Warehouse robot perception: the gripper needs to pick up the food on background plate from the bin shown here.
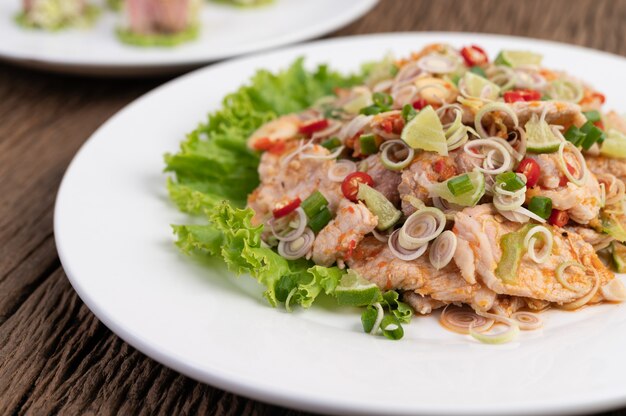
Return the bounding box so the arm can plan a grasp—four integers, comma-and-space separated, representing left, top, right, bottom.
166, 44, 626, 344
117, 0, 201, 47
17, 0, 100, 30
212, 0, 274, 6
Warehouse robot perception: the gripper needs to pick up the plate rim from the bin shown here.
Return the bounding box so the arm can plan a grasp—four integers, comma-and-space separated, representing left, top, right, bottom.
54, 31, 626, 416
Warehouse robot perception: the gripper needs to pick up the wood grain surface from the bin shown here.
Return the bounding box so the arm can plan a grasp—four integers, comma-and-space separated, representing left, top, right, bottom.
1, 0, 626, 414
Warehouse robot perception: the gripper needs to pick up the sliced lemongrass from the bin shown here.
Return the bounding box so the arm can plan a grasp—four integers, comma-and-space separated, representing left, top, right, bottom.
523, 226, 553, 264
511, 311, 543, 330
474, 102, 520, 139
399, 207, 446, 250
493, 185, 526, 211
601, 279, 626, 302
277, 227, 314, 260
372, 228, 391, 243
388, 229, 428, 261
464, 139, 513, 175
511, 206, 547, 223
555, 261, 586, 292
470, 311, 520, 344
328, 160, 357, 182
380, 140, 415, 170
560, 269, 600, 311
300, 145, 345, 160
281, 140, 313, 166
284, 287, 298, 313
391, 84, 418, 107
417, 54, 458, 74
429, 230, 457, 270
440, 305, 494, 335
557, 141, 588, 186
269, 207, 307, 242
338, 115, 372, 141
487, 65, 516, 90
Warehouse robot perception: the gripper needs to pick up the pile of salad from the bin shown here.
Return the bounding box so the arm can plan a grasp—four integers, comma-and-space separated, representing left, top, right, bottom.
17, 0, 271, 47
166, 45, 626, 344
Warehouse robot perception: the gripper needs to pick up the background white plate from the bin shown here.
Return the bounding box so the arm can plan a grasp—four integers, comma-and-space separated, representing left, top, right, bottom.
55, 33, 626, 415
0, 0, 377, 76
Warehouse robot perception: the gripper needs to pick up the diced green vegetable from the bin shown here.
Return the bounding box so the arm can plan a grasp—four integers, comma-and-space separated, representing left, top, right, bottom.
380, 315, 404, 340
321, 137, 342, 150
401, 104, 417, 123
361, 306, 378, 333
301, 191, 329, 218
359, 134, 379, 155
583, 110, 602, 123
308, 207, 333, 233
496, 171, 526, 191
446, 174, 474, 196
360, 105, 384, 115
579, 121, 606, 150
564, 125, 586, 147
430, 171, 486, 207
528, 196, 553, 220
495, 224, 537, 284
372, 92, 393, 108
357, 183, 401, 231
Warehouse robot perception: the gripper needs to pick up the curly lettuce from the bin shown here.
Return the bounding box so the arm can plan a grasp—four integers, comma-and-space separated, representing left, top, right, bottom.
167, 59, 361, 309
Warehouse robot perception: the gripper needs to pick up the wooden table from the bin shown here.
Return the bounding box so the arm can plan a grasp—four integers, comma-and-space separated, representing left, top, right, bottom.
2, 0, 625, 414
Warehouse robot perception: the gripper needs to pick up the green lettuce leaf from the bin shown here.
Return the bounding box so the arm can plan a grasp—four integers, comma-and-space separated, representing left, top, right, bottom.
165, 58, 362, 215
169, 59, 363, 311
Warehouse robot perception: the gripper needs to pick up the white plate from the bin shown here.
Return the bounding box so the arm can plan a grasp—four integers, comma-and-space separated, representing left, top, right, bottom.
55, 33, 626, 415
0, 0, 377, 76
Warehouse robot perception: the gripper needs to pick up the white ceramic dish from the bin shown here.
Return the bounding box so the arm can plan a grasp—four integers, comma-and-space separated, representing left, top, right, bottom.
55, 33, 626, 415
0, 0, 377, 76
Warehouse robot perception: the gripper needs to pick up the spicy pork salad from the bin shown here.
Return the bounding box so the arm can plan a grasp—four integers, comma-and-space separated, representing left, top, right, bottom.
166, 44, 626, 344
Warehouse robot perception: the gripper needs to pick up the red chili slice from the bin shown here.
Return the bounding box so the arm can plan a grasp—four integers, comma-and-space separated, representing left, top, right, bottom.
517, 158, 541, 188
341, 172, 374, 202
558, 163, 577, 187
548, 210, 569, 227
460, 45, 489, 67
272, 198, 301, 219
412, 98, 427, 110
299, 119, 329, 136
503, 89, 542, 103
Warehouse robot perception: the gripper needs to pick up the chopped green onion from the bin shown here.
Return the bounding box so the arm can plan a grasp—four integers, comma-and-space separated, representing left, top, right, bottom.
359, 134, 379, 155
360, 105, 383, 116
540, 94, 551, 101
579, 121, 605, 150
373, 92, 393, 108
583, 110, 602, 123
496, 171, 526, 192
446, 174, 474, 196
308, 207, 333, 233
380, 315, 404, 340
361, 305, 378, 333
321, 137, 342, 150
469, 66, 487, 78
301, 191, 329, 219
564, 125, 585, 146
528, 196, 553, 220
401, 104, 417, 123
